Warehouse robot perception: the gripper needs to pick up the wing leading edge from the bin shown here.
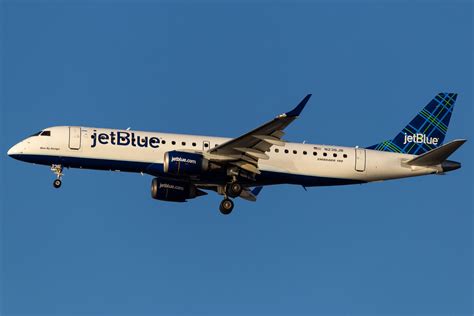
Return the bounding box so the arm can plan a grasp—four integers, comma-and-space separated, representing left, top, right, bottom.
205, 94, 312, 175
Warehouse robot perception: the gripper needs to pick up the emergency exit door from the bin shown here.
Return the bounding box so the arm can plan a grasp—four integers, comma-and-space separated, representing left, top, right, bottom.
69, 126, 81, 150
355, 148, 366, 172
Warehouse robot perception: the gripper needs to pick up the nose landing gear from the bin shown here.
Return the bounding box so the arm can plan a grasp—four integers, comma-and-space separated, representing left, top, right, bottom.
53, 179, 62, 188
51, 164, 63, 188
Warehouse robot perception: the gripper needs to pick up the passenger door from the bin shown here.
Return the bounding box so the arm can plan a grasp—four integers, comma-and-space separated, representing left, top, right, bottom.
355, 147, 366, 172
69, 126, 81, 150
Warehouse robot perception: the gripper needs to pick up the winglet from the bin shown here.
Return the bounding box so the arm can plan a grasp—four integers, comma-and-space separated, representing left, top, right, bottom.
284, 94, 312, 117
251, 186, 263, 196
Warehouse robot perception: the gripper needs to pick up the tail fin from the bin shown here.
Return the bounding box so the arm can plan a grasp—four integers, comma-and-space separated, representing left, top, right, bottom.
367, 93, 458, 155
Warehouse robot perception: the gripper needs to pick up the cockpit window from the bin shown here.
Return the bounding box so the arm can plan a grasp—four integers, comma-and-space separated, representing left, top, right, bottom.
40, 131, 51, 136
30, 131, 42, 137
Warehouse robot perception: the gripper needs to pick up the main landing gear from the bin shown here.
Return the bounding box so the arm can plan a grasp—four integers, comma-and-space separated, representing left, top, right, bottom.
51, 164, 63, 188
219, 198, 234, 215
226, 182, 243, 198
218, 182, 243, 215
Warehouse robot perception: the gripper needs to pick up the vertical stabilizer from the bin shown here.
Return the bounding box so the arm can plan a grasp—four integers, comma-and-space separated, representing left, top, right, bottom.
367, 93, 457, 155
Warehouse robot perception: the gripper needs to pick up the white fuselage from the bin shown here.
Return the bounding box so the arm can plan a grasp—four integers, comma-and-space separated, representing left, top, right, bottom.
8, 126, 441, 186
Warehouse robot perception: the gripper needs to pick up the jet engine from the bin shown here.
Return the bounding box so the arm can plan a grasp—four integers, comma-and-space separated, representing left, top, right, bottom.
163, 151, 209, 176
151, 177, 206, 202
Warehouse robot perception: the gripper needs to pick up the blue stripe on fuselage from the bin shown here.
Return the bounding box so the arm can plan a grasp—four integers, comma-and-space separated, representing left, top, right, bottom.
8, 154, 365, 187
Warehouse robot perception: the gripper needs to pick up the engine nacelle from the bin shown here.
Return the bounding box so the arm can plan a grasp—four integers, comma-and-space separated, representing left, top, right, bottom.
151, 178, 206, 202
163, 151, 209, 176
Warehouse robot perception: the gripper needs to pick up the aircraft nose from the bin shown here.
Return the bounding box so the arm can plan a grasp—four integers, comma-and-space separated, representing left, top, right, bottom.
7, 143, 21, 157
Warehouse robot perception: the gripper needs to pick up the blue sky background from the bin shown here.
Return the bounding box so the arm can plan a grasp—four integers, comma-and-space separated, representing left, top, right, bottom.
1, 1, 472, 315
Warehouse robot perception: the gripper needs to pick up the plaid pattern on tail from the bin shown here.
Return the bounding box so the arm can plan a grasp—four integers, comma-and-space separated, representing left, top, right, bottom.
367, 93, 457, 155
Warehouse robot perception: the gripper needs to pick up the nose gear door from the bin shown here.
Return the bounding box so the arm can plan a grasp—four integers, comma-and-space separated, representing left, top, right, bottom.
69, 126, 81, 150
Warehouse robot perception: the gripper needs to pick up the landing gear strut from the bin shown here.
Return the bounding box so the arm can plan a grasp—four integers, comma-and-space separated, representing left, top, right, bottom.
217, 180, 242, 215
51, 164, 63, 188
219, 198, 234, 215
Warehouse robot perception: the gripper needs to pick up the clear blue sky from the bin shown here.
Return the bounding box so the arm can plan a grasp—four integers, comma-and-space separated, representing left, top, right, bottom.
1, 1, 472, 315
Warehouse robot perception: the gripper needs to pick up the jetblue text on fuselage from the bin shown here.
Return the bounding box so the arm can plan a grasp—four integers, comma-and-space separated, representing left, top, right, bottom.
91, 131, 160, 148
403, 133, 439, 145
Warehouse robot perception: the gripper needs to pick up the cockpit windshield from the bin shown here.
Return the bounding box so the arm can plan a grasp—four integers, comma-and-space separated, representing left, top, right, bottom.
29, 130, 52, 137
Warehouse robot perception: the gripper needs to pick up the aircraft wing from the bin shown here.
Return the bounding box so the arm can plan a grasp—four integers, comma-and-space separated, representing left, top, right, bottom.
205, 94, 312, 175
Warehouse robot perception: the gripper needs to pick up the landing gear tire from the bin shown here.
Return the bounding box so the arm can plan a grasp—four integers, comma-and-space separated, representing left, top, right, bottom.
219, 198, 234, 215
53, 179, 62, 188
226, 182, 243, 198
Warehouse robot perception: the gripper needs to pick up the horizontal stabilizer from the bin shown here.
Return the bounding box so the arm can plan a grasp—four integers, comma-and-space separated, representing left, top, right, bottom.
406, 139, 467, 166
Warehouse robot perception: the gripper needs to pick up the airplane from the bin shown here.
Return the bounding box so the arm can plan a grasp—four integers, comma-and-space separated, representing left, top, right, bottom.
7, 93, 466, 215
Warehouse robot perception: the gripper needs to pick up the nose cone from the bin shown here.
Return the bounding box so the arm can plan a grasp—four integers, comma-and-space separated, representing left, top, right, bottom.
7, 143, 22, 158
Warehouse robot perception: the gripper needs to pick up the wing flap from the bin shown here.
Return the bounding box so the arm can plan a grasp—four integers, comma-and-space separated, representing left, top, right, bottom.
239, 186, 263, 202
252, 135, 286, 146
230, 161, 261, 174
234, 147, 270, 160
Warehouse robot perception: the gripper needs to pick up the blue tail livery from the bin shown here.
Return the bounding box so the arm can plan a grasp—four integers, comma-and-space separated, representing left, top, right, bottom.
367, 93, 457, 155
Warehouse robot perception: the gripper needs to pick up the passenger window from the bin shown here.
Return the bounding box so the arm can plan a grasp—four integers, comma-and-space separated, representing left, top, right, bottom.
204, 143, 209, 148
182, 142, 186, 146
303, 151, 307, 155
343, 154, 347, 158
323, 152, 327, 157
40, 131, 51, 136
275, 148, 279, 153
172, 141, 176, 145
333, 153, 337, 158
313, 152, 317, 156
161, 140, 166, 144
192, 142, 196, 147
284, 149, 289, 154
293, 150, 297, 154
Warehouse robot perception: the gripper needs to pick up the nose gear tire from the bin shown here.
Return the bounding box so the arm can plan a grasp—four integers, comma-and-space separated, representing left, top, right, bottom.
53, 179, 62, 188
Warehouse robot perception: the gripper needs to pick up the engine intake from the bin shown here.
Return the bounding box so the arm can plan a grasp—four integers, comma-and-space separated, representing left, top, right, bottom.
163, 151, 209, 176
151, 178, 206, 202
